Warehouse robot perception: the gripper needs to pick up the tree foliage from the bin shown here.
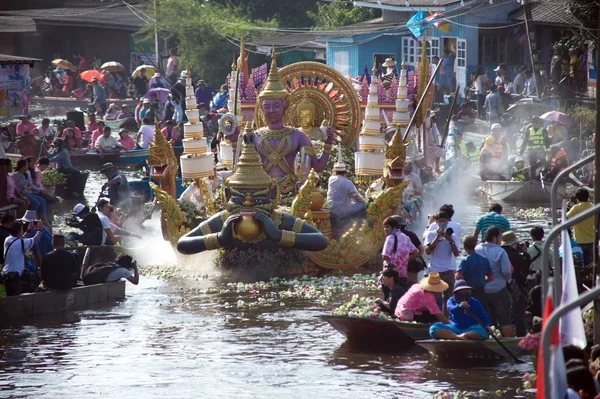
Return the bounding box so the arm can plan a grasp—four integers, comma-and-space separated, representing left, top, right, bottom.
307, 0, 375, 30
223, 0, 318, 28
566, 0, 598, 46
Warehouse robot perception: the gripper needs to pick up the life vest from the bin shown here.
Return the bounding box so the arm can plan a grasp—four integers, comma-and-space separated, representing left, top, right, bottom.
459, 142, 479, 164
491, 137, 504, 159
528, 127, 545, 149
550, 148, 569, 171
511, 167, 527, 181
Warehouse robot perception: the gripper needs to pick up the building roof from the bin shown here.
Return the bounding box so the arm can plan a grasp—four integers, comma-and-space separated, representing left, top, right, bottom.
0, 54, 42, 64
316, 17, 406, 38
353, 0, 461, 10
0, 4, 146, 31
251, 33, 325, 50
0, 16, 36, 33
509, 0, 579, 26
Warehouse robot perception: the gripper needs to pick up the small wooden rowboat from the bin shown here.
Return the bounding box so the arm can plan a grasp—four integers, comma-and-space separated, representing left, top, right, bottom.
416, 338, 527, 364
117, 149, 150, 166
480, 180, 566, 204
0, 281, 125, 324
54, 170, 89, 199
320, 315, 431, 348
30, 96, 136, 108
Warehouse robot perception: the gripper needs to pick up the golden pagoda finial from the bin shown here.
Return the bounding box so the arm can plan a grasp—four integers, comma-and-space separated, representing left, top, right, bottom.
231, 54, 237, 71
225, 124, 274, 188
401, 60, 406, 70
371, 57, 377, 78
257, 46, 289, 102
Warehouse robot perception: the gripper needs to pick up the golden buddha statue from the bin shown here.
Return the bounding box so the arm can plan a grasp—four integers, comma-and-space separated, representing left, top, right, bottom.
297, 92, 328, 141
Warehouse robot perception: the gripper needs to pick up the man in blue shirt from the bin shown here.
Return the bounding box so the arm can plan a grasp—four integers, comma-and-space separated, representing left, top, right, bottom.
194, 80, 212, 108
473, 203, 510, 241
457, 235, 494, 309
48, 139, 83, 197
430, 280, 490, 341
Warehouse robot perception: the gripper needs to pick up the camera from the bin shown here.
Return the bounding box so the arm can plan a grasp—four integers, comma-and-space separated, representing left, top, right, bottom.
445, 227, 454, 236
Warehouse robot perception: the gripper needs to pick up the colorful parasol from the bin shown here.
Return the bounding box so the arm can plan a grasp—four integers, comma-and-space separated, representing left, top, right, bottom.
145, 87, 171, 104
51, 59, 76, 72
101, 61, 125, 73
80, 70, 105, 83
132, 65, 156, 79
539, 111, 574, 126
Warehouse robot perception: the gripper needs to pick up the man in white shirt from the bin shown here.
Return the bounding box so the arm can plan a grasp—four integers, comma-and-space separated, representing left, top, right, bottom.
326, 162, 365, 221
424, 204, 462, 240
404, 162, 423, 194
96, 199, 117, 246
135, 117, 156, 149
493, 64, 505, 86
522, 69, 536, 96
94, 127, 121, 153
2, 220, 42, 296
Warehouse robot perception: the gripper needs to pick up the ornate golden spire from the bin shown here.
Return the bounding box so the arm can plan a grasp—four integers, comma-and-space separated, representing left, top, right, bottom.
371, 58, 377, 78
225, 123, 274, 188
257, 46, 289, 102
151, 121, 169, 146
231, 54, 237, 71
401, 60, 406, 70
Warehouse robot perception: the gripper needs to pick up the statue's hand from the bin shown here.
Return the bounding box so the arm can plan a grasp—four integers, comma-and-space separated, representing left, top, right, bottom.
218, 214, 241, 244
253, 213, 281, 242
325, 127, 335, 144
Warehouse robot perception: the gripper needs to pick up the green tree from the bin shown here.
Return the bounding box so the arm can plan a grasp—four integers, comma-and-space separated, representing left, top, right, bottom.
566, 0, 598, 45
223, 0, 318, 28
307, 0, 375, 30
140, 0, 277, 87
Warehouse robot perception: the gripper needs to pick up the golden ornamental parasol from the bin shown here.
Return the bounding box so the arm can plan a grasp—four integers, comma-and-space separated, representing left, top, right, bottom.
51, 59, 76, 72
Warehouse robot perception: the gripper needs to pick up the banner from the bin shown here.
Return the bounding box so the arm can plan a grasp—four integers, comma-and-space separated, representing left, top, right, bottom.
0, 63, 30, 119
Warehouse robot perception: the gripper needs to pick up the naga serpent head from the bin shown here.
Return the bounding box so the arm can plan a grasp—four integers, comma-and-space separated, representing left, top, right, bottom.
147, 124, 178, 186
383, 127, 410, 187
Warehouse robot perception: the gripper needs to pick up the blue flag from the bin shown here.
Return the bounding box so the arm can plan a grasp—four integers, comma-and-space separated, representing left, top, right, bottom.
407, 11, 426, 40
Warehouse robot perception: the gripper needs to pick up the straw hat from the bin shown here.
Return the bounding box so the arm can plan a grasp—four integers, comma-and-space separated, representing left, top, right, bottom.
382, 57, 397, 68
419, 272, 449, 293
101, 162, 118, 174
501, 231, 519, 246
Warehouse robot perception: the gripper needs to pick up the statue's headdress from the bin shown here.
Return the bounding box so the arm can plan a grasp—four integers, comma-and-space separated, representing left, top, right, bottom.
257, 46, 289, 102
225, 122, 274, 188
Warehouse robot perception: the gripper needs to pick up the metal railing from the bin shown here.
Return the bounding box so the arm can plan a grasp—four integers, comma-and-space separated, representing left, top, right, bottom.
542, 203, 600, 303
541, 283, 600, 397
547, 154, 596, 301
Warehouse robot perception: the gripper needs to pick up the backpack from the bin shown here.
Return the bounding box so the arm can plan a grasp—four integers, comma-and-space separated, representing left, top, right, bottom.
82, 262, 122, 285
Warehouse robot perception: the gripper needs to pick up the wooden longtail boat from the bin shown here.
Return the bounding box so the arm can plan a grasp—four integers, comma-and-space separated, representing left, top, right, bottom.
117, 149, 150, 166
416, 338, 527, 364
30, 96, 135, 108
320, 315, 430, 348
0, 281, 125, 324
480, 180, 566, 204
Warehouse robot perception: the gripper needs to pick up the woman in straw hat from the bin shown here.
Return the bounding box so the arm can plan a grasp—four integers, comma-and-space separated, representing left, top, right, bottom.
395, 272, 450, 324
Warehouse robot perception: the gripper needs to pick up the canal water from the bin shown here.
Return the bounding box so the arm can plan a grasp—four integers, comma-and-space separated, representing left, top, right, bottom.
0, 109, 544, 398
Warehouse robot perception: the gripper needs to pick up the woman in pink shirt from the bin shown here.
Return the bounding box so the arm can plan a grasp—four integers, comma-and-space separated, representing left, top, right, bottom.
118, 129, 134, 150
16, 115, 36, 136
4, 160, 29, 217
89, 121, 105, 149
395, 272, 449, 324
382, 216, 419, 290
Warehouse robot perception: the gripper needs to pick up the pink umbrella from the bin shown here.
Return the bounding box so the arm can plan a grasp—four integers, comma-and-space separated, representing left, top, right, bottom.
539, 111, 574, 126
145, 88, 170, 104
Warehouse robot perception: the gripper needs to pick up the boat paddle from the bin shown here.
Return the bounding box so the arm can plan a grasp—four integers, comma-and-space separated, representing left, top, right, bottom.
465, 307, 524, 364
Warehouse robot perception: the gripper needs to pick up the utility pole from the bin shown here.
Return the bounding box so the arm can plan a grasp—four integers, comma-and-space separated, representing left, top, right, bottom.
154, 0, 160, 71
523, 0, 542, 98
594, 4, 600, 345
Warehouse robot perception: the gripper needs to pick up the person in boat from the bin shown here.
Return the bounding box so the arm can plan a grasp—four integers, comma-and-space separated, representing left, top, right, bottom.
326, 160, 366, 226
118, 129, 135, 151
3, 160, 29, 217
376, 266, 407, 315
12, 158, 50, 227
16, 115, 36, 136
63, 128, 81, 150
82, 252, 139, 286
510, 156, 529, 182
37, 234, 78, 292
500, 231, 530, 337
94, 127, 121, 153
2, 219, 43, 296
456, 235, 494, 310
38, 118, 54, 138
16, 129, 36, 158
91, 76, 107, 116
430, 280, 491, 341
462, 141, 479, 167
519, 116, 549, 179
382, 216, 419, 294
89, 121, 106, 150
106, 205, 141, 243
403, 162, 423, 195
136, 117, 155, 149
161, 120, 178, 142
473, 203, 511, 242
96, 199, 118, 246
479, 136, 505, 181
87, 112, 98, 134
396, 272, 451, 324
48, 138, 83, 197
424, 212, 460, 313
61, 120, 83, 148
66, 204, 103, 246
117, 105, 133, 120
395, 217, 426, 284
542, 145, 569, 182
476, 226, 514, 338
104, 103, 120, 121
100, 163, 132, 213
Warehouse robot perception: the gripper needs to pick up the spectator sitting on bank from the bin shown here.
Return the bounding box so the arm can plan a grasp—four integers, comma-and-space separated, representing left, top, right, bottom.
37, 234, 78, 291
82, 252, 139, 286
456, 235, 493, 308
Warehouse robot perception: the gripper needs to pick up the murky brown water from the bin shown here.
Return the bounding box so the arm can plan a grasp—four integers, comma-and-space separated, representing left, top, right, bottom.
0, 107, 543, 398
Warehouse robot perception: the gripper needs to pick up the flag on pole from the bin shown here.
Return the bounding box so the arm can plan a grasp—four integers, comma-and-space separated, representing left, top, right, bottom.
560, 226, 587, 348
536, 289, 558, 399
425, 11, 451, 34
406, 11, 427, 40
